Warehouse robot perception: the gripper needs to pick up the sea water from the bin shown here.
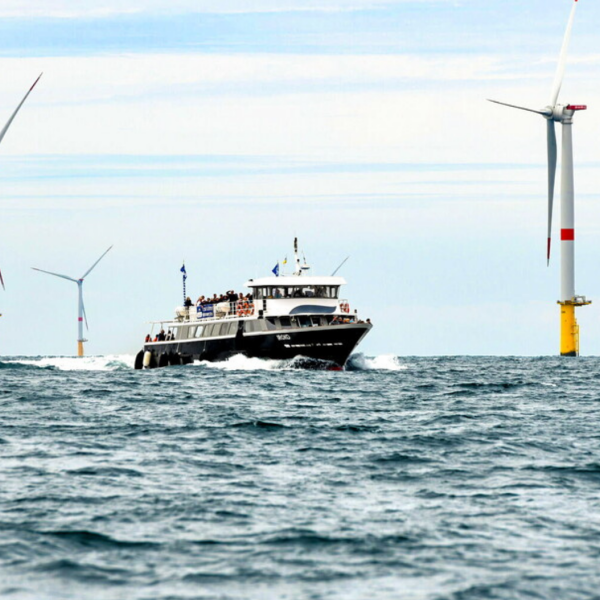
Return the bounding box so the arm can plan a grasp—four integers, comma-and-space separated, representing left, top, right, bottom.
0, 355, 599, 600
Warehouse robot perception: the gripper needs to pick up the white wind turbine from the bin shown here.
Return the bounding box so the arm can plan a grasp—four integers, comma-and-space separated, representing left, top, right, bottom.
0, 73, 43, 291
32, 246, 113, 357
489, 0, 589, 357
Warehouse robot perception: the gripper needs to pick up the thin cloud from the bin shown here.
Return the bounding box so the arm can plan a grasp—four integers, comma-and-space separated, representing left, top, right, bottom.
0, 0, 465, 19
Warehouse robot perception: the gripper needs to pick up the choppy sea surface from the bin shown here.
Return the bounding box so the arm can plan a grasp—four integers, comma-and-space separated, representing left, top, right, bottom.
1, 354, 599, 600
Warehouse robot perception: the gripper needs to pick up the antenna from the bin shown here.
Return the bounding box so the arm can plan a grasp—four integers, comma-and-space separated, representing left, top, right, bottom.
293, 237, 302, 276
32, 246, 113, 357
331, 256, 350, 277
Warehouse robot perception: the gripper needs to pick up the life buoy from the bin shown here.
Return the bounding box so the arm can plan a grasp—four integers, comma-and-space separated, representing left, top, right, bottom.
341, 302, 350, 314
246, 302, 254, 316
237, 300, 245, 317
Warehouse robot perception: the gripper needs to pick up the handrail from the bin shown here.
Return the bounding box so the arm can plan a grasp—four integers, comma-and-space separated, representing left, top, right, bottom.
176, 300, 255, 322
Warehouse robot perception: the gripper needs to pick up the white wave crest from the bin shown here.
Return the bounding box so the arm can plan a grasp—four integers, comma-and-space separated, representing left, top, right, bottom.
347, 354, 407, 371
195, 354, 289, 371
9, 354, 135, 371
196, 353, 406, 372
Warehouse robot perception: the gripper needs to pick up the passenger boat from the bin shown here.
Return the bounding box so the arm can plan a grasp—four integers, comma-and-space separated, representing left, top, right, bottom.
134, 240, 372, 369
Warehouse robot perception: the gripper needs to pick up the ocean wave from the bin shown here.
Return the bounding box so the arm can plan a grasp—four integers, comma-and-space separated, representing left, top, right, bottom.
0, 355, 135, 372
0, 353, 404, 373
39, 529, 158, 550
194, 353, 406, 372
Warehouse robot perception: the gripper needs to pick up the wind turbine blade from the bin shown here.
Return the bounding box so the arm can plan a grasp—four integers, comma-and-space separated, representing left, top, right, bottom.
547, 120, 557, 265
0, 268, 5, 291
81, 245, 113, 279
549, 0, 579, 106
31, 267, 78, 283
487, 99, 549, 116
0, 73, 42, 146
82, 296, 89, 331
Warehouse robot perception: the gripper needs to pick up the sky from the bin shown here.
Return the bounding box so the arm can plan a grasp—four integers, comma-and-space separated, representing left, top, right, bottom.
1, 0, 600, 357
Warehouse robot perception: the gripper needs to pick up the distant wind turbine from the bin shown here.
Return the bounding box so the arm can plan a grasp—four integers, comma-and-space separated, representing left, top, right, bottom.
32, 246, 113, 357
0, 73, 43, 292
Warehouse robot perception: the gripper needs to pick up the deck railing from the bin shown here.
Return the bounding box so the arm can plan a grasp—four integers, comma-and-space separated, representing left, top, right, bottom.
175, 298, 351, 322
176, 300, 255, 322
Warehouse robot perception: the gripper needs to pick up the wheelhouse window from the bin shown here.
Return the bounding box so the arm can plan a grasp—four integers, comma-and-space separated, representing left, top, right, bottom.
252, 286, 339, 299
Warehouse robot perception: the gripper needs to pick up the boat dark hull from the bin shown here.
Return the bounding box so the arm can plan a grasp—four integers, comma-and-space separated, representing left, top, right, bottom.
137, 323, 371, 369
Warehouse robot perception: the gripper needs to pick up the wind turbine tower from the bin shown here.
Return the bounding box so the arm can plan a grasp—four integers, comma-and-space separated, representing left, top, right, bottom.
32, 246, 113, 357
489, 0, 590, 356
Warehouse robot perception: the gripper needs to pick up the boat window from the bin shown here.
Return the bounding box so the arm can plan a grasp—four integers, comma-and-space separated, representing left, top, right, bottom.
311, 316, 322, 327
204, 324, 215, 337
175, 327, 186, 340
299, 316, 312, 328
245, 320, 265, 333
227, 322, 238, 335
262, 286, 341, 299
265, 318, 277, 331
195, 326, 204, 338
279, 317, 291, 328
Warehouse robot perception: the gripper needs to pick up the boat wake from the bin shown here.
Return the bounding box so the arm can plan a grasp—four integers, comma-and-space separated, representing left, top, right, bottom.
1, 355, 135, 372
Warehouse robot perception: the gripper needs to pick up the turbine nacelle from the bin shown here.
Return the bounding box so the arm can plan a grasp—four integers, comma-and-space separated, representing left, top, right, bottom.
545, 104, 587, 122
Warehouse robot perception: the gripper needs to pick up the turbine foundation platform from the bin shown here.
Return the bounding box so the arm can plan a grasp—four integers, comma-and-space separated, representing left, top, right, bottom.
559, 297, 591, 357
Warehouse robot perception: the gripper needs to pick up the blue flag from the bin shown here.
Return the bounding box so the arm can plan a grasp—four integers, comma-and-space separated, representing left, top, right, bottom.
272, 262, 279, 277
180, 263, 187, 280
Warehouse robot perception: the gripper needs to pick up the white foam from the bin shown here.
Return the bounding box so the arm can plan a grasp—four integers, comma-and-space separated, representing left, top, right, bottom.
9, 354, 135, 371
194, 354, 288, 371
196, 353, 406, 372
348, 354, 407, 371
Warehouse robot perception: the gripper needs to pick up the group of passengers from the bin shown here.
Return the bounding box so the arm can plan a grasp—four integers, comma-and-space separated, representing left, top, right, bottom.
145, 329, 175, 343
330, 316, 372, 325
184, 291, 254, 307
